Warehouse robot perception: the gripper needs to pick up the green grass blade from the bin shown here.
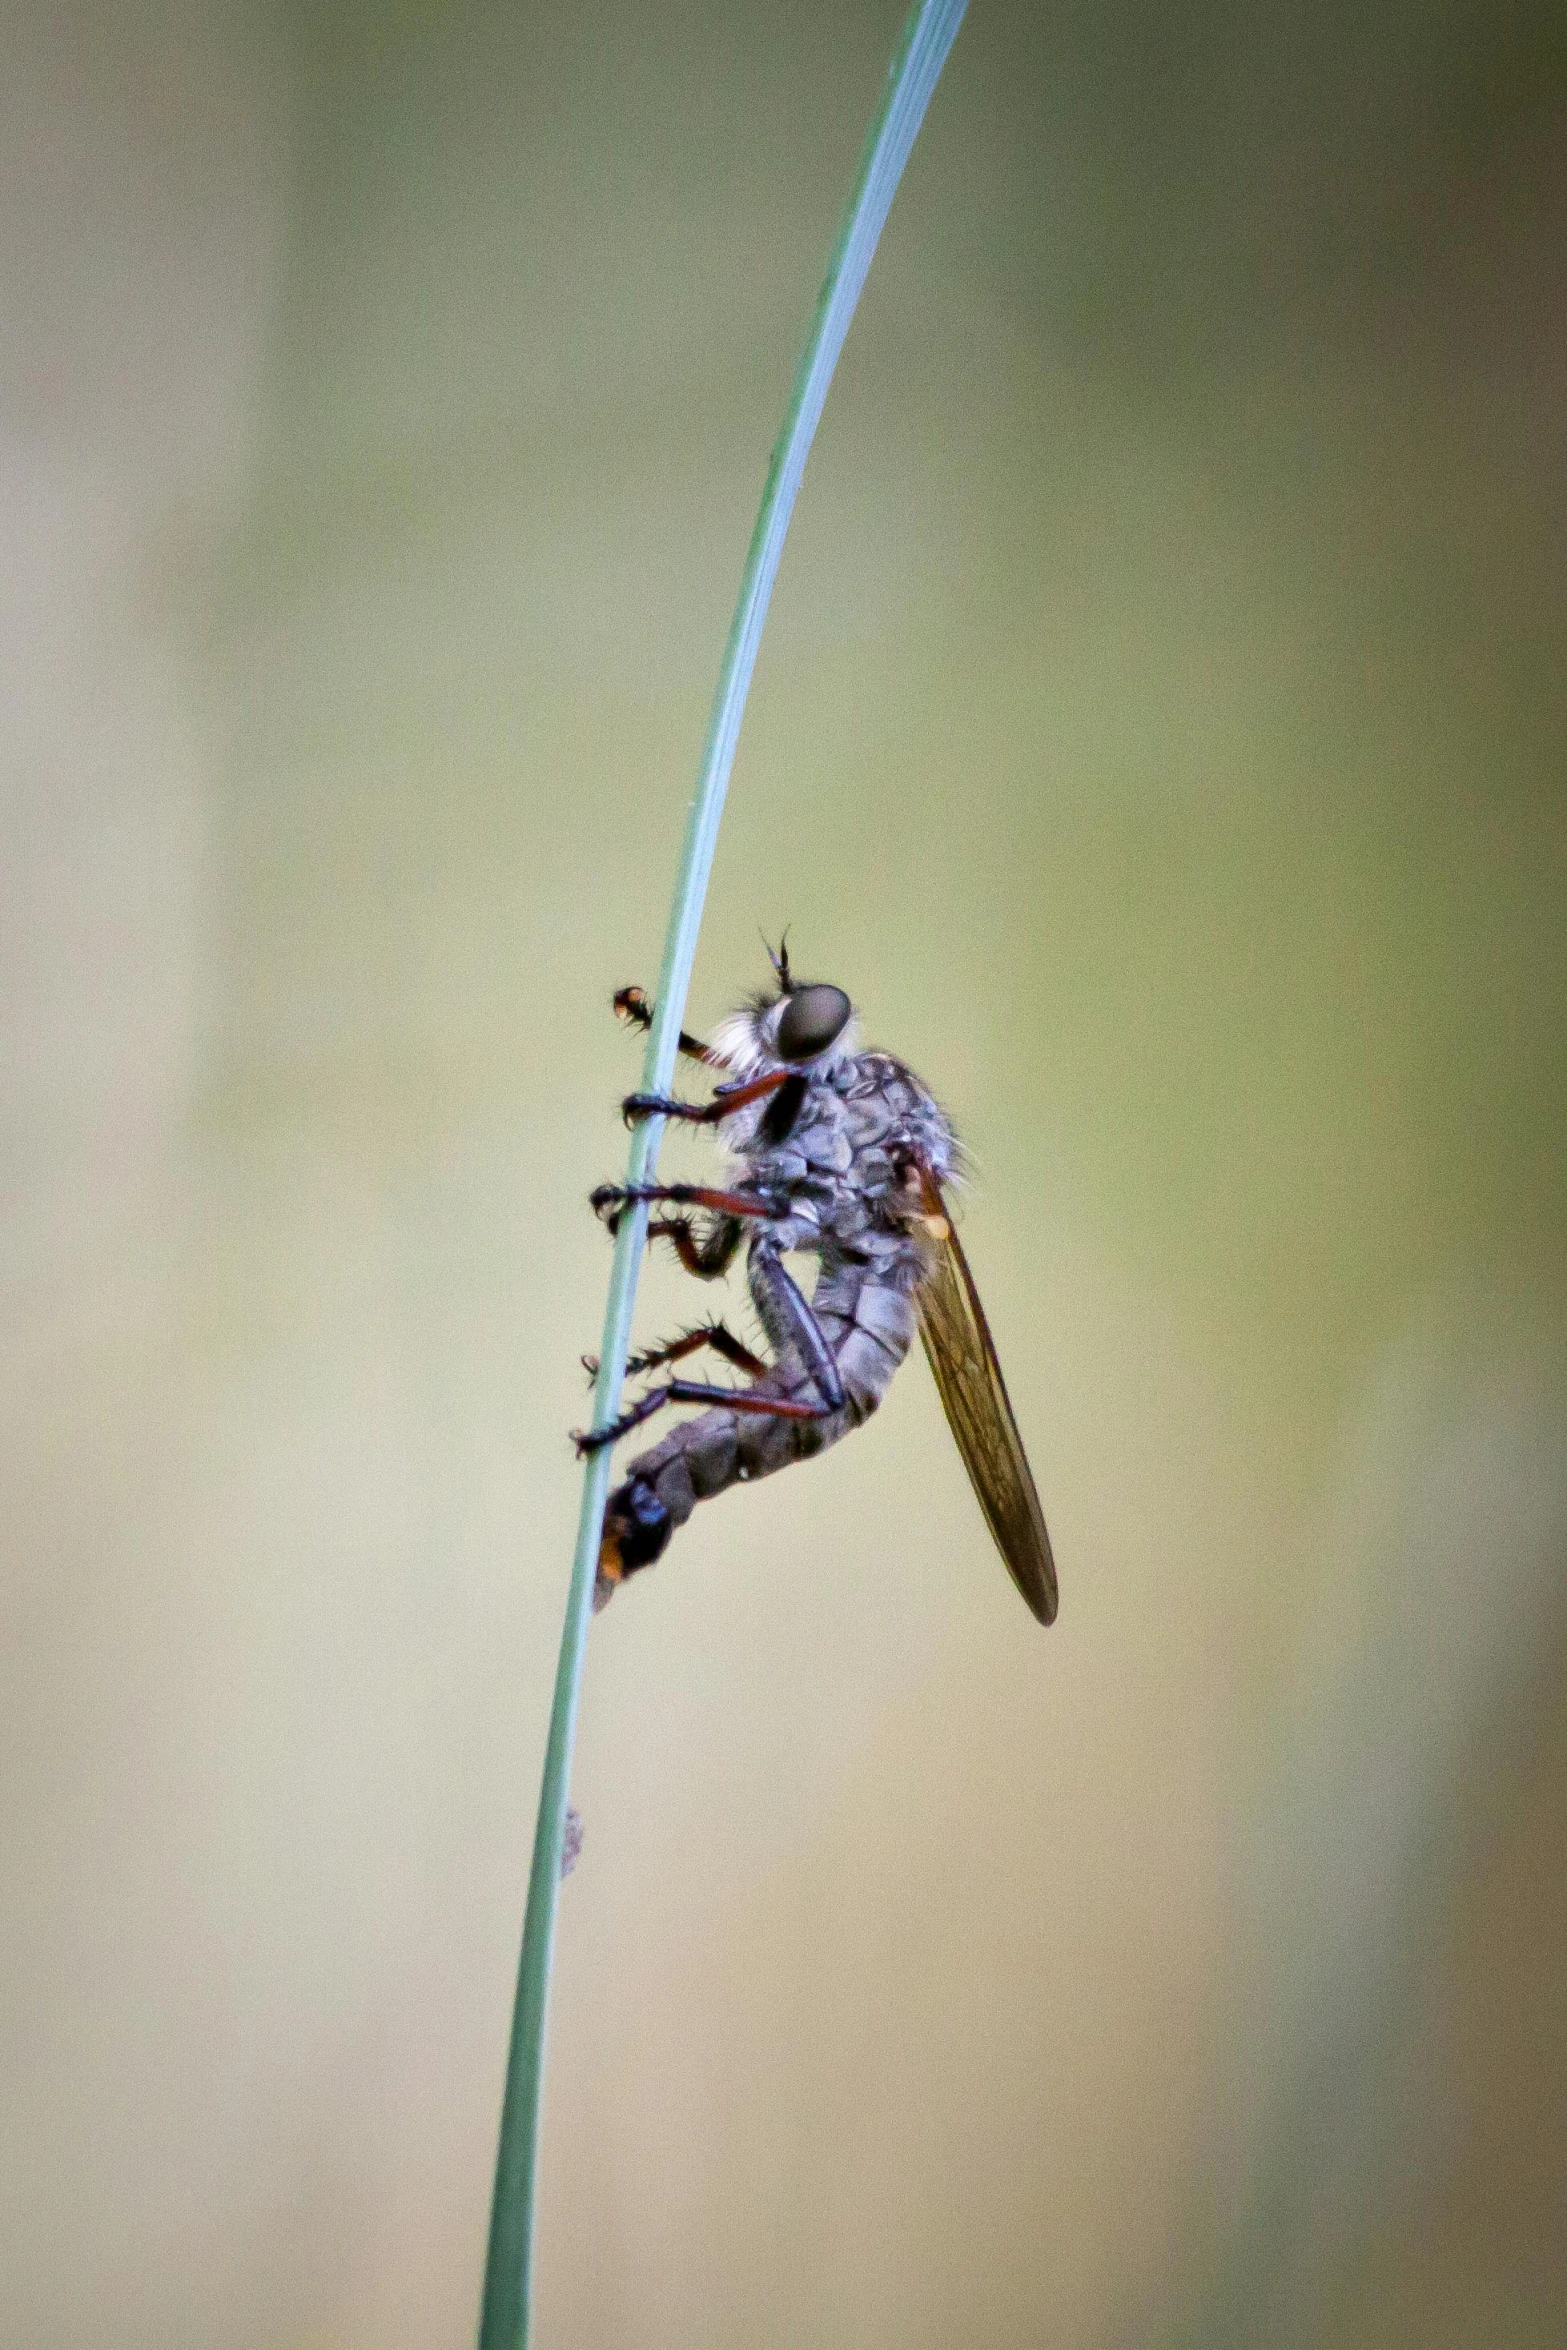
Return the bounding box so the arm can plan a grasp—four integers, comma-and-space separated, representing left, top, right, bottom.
477, 6, 968, 2343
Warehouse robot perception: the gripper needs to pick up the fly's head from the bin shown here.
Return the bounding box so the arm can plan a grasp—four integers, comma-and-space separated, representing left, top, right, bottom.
710, 939, 859, 1080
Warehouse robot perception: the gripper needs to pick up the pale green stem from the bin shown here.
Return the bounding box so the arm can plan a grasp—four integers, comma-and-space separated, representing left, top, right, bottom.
478, 6, 968, 2342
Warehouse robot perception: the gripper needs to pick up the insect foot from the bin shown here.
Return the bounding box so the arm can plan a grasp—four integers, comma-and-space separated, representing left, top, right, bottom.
621, 1091, 672, 1126
589, 1183, 627, 1232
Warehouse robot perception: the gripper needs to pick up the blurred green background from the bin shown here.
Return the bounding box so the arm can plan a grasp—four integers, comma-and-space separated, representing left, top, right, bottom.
3, 2, 1565, 2344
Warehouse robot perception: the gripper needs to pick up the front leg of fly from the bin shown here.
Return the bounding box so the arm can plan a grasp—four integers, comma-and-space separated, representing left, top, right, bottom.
621, 1067, 796, 1129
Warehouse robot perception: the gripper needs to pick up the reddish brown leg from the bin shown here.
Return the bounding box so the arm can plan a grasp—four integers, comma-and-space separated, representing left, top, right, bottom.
647, 1215, 743, 1279
589, 1181, 782, 1235
621, 1067, 792, 1128
574, 1376, 838, 1456
613, 985, 724, 1068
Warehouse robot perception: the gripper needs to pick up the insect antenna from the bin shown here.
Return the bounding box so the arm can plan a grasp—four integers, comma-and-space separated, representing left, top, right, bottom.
763, 928, 794, 992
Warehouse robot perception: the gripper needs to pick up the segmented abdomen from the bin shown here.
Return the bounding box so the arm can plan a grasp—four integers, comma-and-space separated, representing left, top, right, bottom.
596, 1257, 918, 1599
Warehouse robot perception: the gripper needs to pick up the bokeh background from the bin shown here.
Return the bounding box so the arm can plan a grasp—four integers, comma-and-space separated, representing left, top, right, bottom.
4, 2, 1565, 2344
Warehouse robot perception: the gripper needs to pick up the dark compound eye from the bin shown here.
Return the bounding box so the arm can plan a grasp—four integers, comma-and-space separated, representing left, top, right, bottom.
776, 983, 851, 1061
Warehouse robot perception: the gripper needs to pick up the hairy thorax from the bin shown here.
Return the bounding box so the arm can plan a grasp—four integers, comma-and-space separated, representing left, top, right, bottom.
722, 1048, 957, 1275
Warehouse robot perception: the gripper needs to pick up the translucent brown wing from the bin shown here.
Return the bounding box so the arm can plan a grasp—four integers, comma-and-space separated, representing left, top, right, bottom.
913, 1181, 1058, 1624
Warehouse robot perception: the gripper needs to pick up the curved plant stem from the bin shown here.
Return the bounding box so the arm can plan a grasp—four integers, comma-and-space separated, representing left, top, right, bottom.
478, 5, 968, 2343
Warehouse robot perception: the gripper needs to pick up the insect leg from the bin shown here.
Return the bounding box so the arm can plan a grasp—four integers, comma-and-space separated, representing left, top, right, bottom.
646, 1214, 744, 1279
589, 1181, 783, 1235
612, 985, 725, 1068
649, 1324, 763, 1376
748, 1247, 846, 1413
620, 1067, 793, 1128
575, 1376, 837, 1457
581, 1320, 766, 1384
628, 1322, 766, 1379
577, 1195, 754, 1379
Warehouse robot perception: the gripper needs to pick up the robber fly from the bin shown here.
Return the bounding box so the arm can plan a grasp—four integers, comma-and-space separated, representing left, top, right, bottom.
577, 945, 1057, 1624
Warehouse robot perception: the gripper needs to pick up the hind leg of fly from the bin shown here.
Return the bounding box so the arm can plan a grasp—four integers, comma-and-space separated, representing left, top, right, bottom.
575, 1375, 838, 1457
748, 1246, 845, 1414
575, 1266, 844, 1457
